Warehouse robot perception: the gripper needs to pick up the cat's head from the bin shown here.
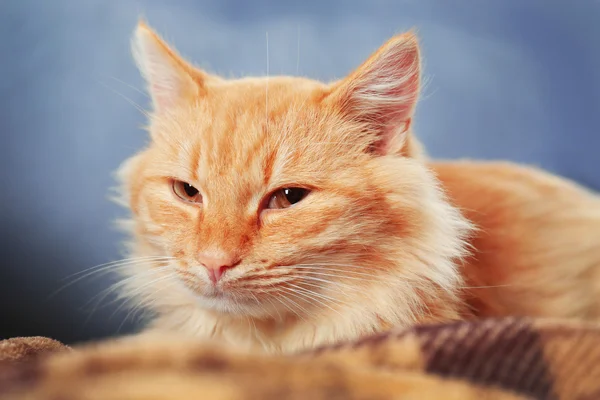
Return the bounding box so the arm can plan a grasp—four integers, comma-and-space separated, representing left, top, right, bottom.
116, 22, 471, 324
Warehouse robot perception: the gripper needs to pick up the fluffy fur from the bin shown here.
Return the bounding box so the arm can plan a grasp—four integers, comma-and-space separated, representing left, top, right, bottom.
113, 22, 600, 353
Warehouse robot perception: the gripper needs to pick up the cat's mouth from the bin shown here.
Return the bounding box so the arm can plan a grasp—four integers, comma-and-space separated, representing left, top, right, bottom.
175, 270, 249, 302
202, 286, 229, 299
174, 266, 322, 317
195, 285, 266, 315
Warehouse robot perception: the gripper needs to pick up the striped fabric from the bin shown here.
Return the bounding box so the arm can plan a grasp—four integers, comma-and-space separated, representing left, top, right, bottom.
1, 318, 599, 400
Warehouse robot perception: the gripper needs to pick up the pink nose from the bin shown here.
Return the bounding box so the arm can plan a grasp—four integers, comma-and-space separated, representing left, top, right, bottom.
197, 253, 237, 284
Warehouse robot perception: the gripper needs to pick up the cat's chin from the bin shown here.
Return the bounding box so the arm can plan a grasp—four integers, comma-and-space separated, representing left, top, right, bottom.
180, 283, 274, 318
196, 294, 277, 319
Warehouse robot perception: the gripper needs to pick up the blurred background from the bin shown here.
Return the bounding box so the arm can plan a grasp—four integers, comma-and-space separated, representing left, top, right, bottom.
1, 0, 599, 344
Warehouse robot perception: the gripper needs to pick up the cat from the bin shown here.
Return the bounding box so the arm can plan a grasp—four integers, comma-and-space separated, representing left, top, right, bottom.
113, 21, 600, 354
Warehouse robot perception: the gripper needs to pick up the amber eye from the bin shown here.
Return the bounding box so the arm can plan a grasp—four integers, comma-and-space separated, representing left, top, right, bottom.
266, 188, 309, 210
172, 180, 202, 203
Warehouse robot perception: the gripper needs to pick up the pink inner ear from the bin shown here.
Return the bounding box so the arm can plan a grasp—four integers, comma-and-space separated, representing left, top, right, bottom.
134, 24, 204, 113
369, 118, 412, 155
151, 83, 176, 110
340, 36, 421, 155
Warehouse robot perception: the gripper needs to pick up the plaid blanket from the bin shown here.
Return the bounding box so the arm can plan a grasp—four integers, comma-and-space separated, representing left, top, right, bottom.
0, 318, 599, 399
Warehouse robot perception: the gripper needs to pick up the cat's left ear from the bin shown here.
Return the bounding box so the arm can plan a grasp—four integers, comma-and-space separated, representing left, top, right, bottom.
131, 21, 213, 112
324, 32, 421, 155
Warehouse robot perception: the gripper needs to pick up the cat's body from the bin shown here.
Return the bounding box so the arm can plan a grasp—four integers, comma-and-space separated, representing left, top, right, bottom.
435, 161, 600, 320
115, 22, 600, 354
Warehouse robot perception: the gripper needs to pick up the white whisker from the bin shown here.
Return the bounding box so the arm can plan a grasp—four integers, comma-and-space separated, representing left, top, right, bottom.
295, 275, 363, 293
270, 294, 300, 320
114, 278, 178, 334
296, 25, 300, 75
108, 75, 150, 98
279, 285, 343, 318
292, 264, 383, 278
60, 256, 173, 281
48, 257, 174, 300
460, 284, 515, 289
263, 295, 283, 320
296, 270, 381, 283
111, 270, 175, 320
265, 31, 269, 132
275, 287, 311, 321
286, 282, 349, 316
298, 262, 383, 271
98, 80, 150, 117
294, 278, 361, 299
82, 264, 172, 313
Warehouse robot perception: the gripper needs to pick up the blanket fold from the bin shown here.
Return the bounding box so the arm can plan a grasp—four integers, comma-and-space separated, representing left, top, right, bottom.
0, 318, 598, 400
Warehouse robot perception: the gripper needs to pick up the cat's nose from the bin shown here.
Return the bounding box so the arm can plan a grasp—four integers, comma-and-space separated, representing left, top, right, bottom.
197, 253, 238, 284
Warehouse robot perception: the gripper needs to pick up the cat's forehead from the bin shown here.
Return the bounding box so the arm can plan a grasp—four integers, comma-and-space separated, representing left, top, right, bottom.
211, 76, 327, 98
200, 76, 328, 150
151, 76, 347, 191
205, 76, 328, 120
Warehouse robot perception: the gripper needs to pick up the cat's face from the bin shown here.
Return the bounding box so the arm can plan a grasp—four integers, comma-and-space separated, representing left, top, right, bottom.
118, 23, 469, 322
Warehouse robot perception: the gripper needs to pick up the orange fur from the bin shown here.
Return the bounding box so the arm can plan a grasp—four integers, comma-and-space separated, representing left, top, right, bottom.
432, 161, 600, 319
114, 22, 600, 353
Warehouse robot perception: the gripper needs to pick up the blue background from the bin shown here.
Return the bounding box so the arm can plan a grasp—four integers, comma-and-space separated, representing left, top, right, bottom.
1, 0, 599, 344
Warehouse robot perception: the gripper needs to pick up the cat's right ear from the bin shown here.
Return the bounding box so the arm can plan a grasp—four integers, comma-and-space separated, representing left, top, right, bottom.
131, 21, 209, 112
323, 32, 421, 156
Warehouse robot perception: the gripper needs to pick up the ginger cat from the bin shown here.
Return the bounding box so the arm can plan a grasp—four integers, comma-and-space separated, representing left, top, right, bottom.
114, 22, 600, 353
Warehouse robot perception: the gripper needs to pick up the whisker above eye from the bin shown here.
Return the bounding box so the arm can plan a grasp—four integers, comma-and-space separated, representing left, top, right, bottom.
108, 75, 149, 98
98, 80, 150, 118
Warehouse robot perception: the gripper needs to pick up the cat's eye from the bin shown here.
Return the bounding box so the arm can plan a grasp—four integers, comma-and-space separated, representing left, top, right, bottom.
267, 188, 309, 210
172, 180, 202, 203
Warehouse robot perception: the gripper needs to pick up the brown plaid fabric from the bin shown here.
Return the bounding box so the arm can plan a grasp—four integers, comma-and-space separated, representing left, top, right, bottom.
0, 318, 598, 399
0, 337, 70, 363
